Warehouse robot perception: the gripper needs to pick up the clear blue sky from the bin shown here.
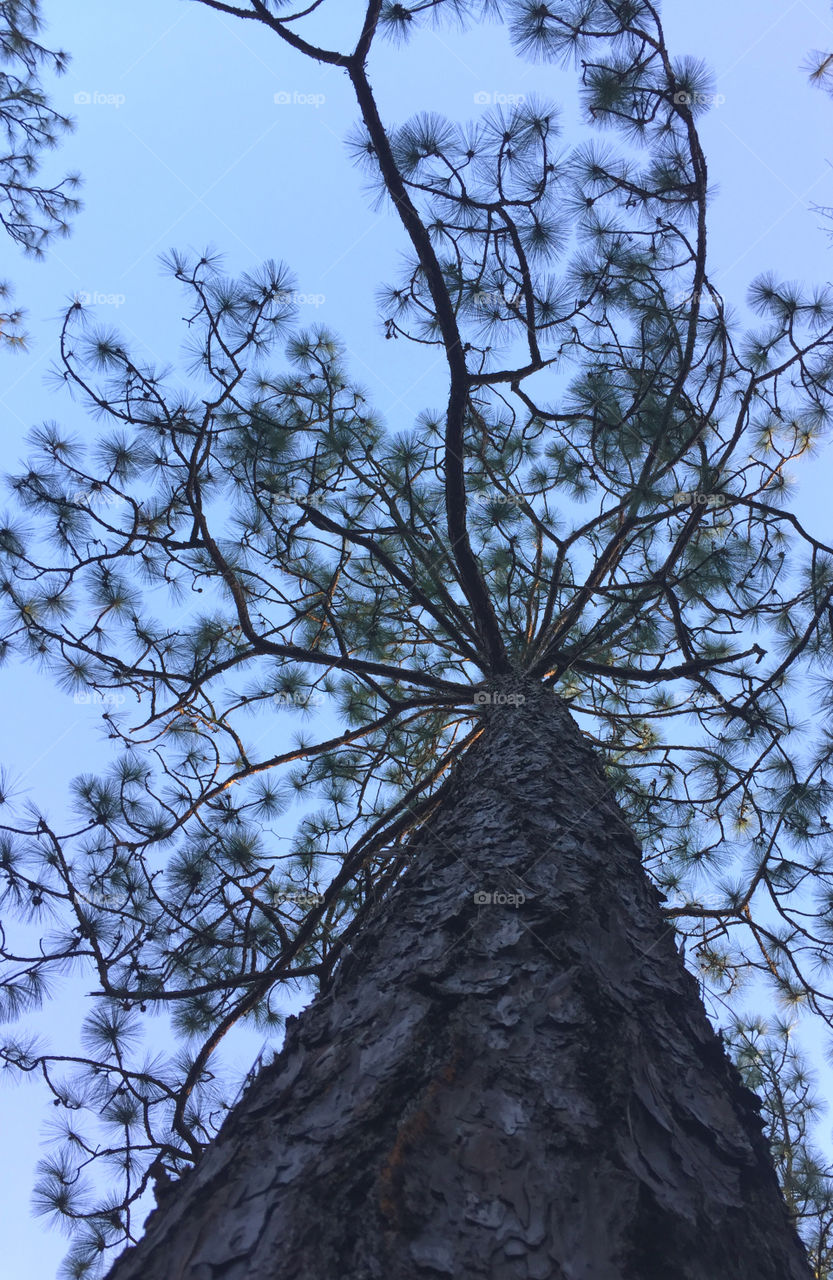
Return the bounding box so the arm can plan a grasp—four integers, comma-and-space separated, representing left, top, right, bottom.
2, 1, 833, 1274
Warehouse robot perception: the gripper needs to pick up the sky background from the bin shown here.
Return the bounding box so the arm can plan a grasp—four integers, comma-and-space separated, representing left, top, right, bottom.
2, 0, 833, 1274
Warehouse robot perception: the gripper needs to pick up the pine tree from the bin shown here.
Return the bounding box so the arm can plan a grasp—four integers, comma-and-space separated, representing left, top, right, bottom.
0, 0, 81, 347
1, 2, 832, 1275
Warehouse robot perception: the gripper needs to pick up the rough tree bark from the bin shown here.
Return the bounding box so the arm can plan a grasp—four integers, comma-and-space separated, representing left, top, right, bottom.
107, 683, 811, 1279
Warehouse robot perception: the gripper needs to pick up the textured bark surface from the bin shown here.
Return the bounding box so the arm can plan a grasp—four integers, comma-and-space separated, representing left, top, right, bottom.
107, 684, 811, 1280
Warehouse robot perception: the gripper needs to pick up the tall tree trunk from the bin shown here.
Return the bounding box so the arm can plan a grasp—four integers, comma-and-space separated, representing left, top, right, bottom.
107, 684, 811, 1279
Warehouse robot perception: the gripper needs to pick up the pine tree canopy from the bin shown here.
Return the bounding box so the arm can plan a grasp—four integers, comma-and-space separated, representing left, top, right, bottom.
2, 1, 833, 1274
0, 0, 80, 348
